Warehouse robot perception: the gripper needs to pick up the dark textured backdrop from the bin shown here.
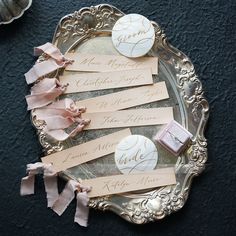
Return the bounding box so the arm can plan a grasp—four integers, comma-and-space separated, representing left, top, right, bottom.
0, 1, 235, 236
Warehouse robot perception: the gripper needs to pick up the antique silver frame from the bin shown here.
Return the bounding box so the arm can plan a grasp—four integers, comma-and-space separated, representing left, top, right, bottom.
31, 4, 209, 224
0, 0, 32, 25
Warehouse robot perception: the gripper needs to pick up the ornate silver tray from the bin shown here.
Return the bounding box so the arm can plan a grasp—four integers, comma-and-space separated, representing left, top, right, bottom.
0, 0, 32, 25
32, 4, 209, 224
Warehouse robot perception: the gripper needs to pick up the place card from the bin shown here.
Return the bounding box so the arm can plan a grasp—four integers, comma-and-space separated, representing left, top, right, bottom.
65, 53, 158, 74
41, 129, 131, 172
82, 107, 174, 130
76, 82, 169, 113
60, 69, 153, 93
82, 167, 176, 198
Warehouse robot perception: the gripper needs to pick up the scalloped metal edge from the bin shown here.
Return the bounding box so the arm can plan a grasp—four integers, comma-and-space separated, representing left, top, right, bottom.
0, 0, 32, 25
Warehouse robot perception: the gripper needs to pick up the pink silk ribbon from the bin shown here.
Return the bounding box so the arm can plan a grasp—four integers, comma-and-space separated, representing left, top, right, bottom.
34, 98, 90, 141
44, 122, 88, 141
22, 43, 91, 225
52, 180, 91, 227
34, 42, 65, 62
34, 98, 86, 118
20, 162, 58, 207
75, 185, 92, 226
43, 164, 59, 208
21, 164, 92, 227
25, 42, 73, 84
25, 78, 67, 110
43, 116, 84, 130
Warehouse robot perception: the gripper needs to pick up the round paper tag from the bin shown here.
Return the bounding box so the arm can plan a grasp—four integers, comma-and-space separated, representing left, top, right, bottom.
112, 14, 155, 58
115, 135, 158, 174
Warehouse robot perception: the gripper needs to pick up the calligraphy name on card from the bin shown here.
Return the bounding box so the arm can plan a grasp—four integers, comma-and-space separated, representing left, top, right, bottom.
82, 167, 176, 198
76, 82, 169, 113
60, 69, 153, 93
65, 53, 158, 74
41, 129, 131, 172
82, 107, 174, 130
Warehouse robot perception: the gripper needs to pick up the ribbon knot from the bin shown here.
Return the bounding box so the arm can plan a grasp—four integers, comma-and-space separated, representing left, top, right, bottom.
58, 57, 74, 67
34, 98, 90, 141
25, 42, 74, 84
21, 163, 92, 227
20, 162, 58, 204
34, 42, 73, 66
25, 78, 67, 110
26, 162, 44, 175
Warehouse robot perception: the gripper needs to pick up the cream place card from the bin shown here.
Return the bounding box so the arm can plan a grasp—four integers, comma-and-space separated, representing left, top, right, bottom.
41, 129, 131, 172
82, 107, 174, 130
65, 53, 158, 74
82, 167, 176, 198
76, 82, 169, 113
60, 69, 153, 93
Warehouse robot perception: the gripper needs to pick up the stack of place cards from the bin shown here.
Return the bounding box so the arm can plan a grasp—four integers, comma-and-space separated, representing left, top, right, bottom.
60, 53, 174, 130
51, 21, 177, 196
54, 54, 176, 195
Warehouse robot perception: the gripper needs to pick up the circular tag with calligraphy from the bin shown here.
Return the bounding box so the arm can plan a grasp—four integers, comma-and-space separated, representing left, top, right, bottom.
114, 135, 158, 174
112, 13, 155, 58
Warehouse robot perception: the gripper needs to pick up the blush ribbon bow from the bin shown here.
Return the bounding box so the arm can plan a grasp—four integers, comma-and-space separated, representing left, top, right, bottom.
52, 180, 92, 227
20, 162, 58, 207
34, 98, 90, 141
20, 163, 91, 227
25, 78, 67, 110
24, 42, 73, 84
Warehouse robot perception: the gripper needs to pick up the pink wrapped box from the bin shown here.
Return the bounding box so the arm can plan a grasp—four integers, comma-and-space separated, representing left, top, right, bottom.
155, 120, 193, 156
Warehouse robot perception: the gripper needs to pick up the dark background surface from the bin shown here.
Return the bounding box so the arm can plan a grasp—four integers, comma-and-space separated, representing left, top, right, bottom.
0, 1, 235, 235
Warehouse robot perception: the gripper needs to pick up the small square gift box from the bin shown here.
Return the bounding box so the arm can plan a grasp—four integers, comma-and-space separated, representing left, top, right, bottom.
155, 120, 193, 156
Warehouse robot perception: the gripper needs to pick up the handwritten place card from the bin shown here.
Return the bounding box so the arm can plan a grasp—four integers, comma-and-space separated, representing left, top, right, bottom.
60, 69, 153, 93
41, 129, 131, 172
82, 107, 174, 130
76, 82, 169, 113
82, 167, 176, 198
65, 53, 158, 74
